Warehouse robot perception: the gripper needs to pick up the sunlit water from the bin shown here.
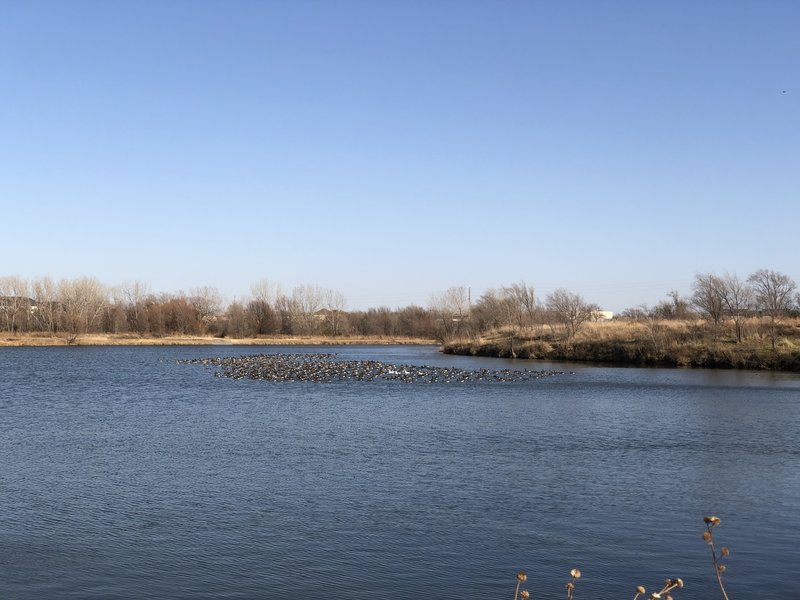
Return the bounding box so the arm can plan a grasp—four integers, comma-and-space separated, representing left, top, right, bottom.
1, 345, 798, 599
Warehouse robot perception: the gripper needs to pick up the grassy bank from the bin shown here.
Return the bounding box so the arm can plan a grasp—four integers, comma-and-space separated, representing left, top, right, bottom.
0, 333, 437, 347
442, 319, 800, 371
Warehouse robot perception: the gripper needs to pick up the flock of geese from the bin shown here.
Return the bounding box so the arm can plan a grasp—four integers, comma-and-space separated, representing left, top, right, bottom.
179, 353, 569, 384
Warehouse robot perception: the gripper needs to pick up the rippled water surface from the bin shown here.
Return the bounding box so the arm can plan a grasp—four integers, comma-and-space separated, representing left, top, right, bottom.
2, 345, 799, 599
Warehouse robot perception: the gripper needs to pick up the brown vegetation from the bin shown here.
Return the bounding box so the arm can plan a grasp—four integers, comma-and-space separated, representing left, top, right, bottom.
0, 277, 440, 345
0, 333, 436, 347
444, 317, 800, 371
438, 270, 800, 371
2, 271, 799, 368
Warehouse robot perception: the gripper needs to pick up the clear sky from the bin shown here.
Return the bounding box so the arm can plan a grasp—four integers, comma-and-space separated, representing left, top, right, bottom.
1, 0, 797, 311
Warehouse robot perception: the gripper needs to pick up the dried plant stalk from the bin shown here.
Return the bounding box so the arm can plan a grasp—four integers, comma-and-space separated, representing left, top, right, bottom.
703, 516, 731, 600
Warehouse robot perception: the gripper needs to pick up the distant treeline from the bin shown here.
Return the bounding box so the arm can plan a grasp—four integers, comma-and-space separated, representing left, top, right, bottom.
441, 270, 800, 371
0, 278, 438, 342
1, 270, 798, 349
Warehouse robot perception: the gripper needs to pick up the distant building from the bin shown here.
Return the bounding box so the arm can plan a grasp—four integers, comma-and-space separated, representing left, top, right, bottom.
313, 308, 346, 322
0, 296, 37, 314
593, 310, 614, 321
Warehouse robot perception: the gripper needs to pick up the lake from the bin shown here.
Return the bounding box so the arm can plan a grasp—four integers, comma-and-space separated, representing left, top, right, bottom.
1, 345, 798, 599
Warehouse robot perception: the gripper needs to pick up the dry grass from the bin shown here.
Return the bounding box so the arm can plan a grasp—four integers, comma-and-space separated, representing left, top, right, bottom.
702, 516, 731, 600
444, 318, 800, 371
0, 333, 437, 347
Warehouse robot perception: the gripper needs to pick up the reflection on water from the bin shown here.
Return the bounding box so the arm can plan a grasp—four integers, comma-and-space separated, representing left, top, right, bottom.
1, 345, 798, 599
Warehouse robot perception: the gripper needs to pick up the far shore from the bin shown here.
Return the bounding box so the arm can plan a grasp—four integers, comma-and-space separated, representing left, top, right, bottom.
0, 333, 439, 348
441, 319, 800, 372
6, 325, 800, 373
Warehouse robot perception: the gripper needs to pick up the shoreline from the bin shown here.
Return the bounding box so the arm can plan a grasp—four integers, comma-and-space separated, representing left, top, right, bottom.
0, 333, 439, 348
442, 333, 800, 372
5, 330, 799, 373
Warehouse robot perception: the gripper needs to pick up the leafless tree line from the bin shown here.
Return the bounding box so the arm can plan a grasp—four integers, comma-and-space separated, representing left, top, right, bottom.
428, 282, 602, 342
623, 269, 799, 349
1, 270, 797, 345
0, 276, 437, 341
431, 270, 800, 345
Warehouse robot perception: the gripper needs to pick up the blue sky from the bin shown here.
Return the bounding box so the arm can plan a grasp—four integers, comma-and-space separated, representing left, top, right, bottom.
1, 0, 797, 311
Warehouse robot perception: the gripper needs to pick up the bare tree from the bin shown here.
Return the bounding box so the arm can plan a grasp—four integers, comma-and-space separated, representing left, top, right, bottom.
250, 279, 281, 307
472, 288, 511, 331
652, 290, 693, 320
119, 280, 151, 334
625, 303, 668, 355
104, 286, 129, 334
429, 286, 471, 341
350, 307, 392, 336
692, 273, 726, 333
246, 278, 282, 335
225, 300, 253, 338
395, 304, 436, 338
246, 299, 278, 335
720, 273, 752, 343
58, 277, 108, 343
323, 288, 348, 337
669, 290, 693, 319
31, 277, 58, 333
546, 288, 597, 339
0, 276, 29, 332
503, 281, 538, 332
273, 293, 295, 334
188, 286, 223, 330
159, 293, 203, 335
289, 284, 325, 334
748, 269, 797, 349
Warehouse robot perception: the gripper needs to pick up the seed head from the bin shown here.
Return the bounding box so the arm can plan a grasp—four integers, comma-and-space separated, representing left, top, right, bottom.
702, 531, 712, 542
520, 590, 530, 600
637, 585, 646, 594
570, 568, 581, 579
703, 516, 721, 526
517, 570, 528, 583
566, 582, 575, 590
718, 564, 726, 574
721, 547, 730, 557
